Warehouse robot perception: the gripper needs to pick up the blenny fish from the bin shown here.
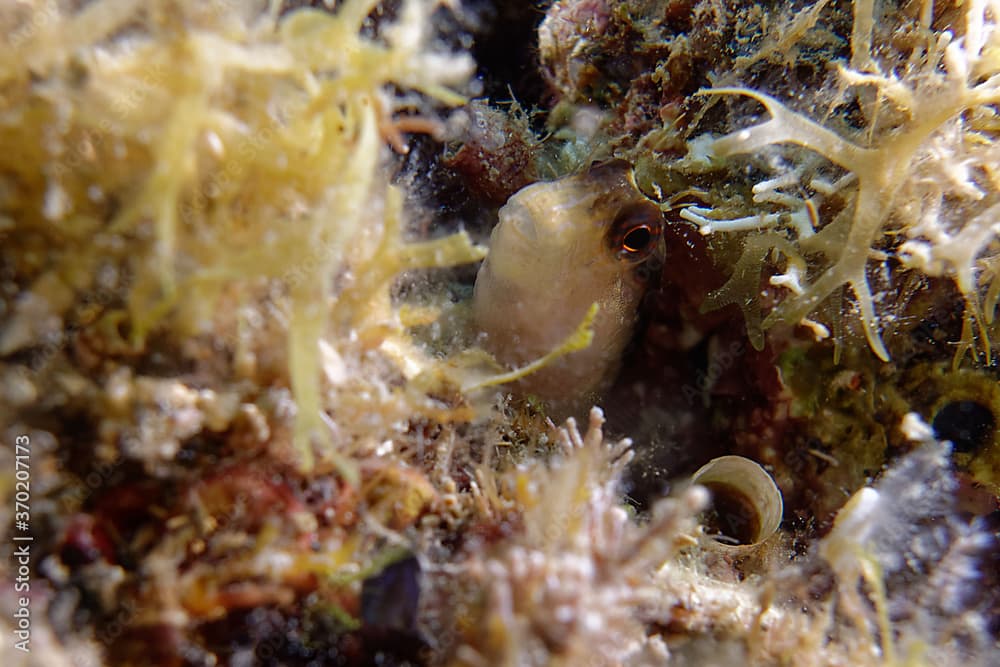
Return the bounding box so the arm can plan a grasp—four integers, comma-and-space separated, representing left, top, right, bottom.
472, 159, 664, 414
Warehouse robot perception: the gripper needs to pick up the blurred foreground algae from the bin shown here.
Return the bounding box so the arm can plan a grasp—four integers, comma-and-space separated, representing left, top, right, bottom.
0, 0, 481, 473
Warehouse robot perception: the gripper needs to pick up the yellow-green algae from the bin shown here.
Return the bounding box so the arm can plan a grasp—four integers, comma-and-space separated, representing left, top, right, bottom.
0, 0, 483, 474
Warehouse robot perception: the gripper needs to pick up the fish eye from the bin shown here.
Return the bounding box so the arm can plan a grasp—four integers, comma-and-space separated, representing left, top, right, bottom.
609, 202, 662, 261
622, 225, 653, 253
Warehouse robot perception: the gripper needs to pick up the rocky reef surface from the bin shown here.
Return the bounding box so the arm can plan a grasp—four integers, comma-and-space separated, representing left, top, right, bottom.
1, 1, 998, 665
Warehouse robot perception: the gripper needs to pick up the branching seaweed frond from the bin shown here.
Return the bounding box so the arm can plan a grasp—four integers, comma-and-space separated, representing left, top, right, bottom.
687, 0, 1000, 362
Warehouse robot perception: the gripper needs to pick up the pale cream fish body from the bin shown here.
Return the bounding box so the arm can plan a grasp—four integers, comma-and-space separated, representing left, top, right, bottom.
472, 160, 663, 413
